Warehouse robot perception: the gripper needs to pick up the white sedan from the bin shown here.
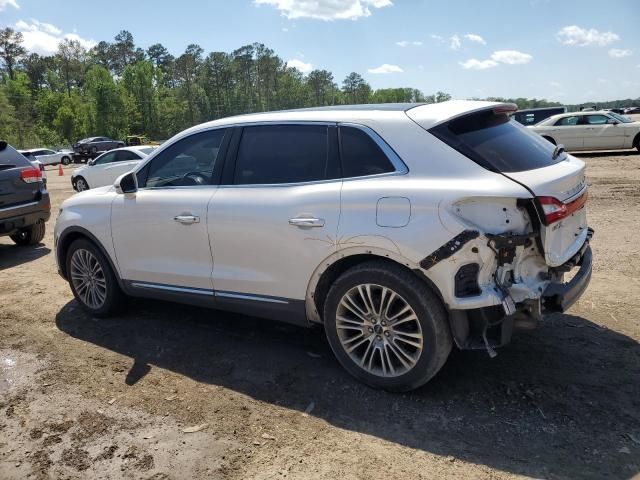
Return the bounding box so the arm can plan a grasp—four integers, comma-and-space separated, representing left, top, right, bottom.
18, 148, 73, 166
71, 146, 156, 192
529, 111, 640, 152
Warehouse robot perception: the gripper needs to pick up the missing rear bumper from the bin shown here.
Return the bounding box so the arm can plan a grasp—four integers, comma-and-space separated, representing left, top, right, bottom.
542, 242, 593, 313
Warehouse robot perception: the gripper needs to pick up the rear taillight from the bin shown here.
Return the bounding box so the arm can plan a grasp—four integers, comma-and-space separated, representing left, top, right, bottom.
538, 191, 588, 225
20, 166, 42, 184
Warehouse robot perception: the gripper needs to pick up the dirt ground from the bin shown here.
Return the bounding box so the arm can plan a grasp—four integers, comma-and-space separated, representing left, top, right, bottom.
1, 149, 639, 480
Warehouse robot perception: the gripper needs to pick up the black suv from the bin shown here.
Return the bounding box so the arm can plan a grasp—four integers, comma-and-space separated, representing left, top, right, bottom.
73, 136, 124, 155
0, 141, 50, 246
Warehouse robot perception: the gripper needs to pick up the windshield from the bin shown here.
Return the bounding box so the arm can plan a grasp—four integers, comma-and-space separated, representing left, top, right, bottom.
430, 110, 564, 173
608, 112, 633, 123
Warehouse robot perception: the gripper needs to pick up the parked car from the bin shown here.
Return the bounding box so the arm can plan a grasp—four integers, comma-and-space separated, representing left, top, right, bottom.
605, 108, 626, 115
624, 107, 640, 115
0, 141, 50, 245
18, 148, 73, 166
54, 101, 592, 391
72, 137, 124, 156
510, 106, 566, 126
529, 110, 640, 152
71, 146, 157, 192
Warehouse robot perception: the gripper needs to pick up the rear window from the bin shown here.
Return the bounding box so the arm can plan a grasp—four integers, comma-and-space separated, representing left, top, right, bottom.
340, 126, 395, 178
0, 142, 32, 168
430, 110, 563, 173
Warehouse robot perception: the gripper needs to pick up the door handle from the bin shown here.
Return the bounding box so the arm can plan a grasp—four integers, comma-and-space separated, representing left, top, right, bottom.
288, 217, 325, 228
174, 214, 200, 224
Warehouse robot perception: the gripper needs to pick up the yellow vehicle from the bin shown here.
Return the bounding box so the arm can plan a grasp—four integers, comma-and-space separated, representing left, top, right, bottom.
125, 135, 161, 147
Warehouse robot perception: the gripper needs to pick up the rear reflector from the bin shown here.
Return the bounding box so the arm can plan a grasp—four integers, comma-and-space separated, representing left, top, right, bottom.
538, 191, 588, 225
20, 166, 42, 184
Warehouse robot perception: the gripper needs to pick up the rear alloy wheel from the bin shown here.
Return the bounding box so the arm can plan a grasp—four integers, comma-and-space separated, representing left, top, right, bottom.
10, 220, 46, 246
61, 156, 71, 165
324, 261, 452, 392
66, 239, 123, 317
75, 177, 89, 191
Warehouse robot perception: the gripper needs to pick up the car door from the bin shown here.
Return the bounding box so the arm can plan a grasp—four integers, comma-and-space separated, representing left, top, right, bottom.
208, 123, 341, 304
582, 114, 625, 149
110, 128, 228, 291
34, 149, 58, 166
86, 151, 118, 187
99, 150, 143, 186
550, 115, 585, 150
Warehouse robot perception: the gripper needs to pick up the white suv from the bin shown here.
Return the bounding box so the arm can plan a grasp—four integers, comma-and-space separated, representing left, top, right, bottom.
54, 101, 592, 391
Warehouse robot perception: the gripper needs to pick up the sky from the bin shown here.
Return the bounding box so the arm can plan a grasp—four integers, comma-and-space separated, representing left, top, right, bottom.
0, 0, 638, 103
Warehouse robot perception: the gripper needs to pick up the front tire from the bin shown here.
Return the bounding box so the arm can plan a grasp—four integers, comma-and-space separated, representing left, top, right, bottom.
10, 220, 46, 246
66, 239, 124, 317
75, 176, 89, 192
323, 261, 452, 392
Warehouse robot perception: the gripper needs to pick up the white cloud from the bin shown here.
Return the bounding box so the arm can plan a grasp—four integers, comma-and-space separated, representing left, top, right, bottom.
286, 58, 313, 73
255, 0, 392, 21
368, 63, 403, 74
557, 25, 619, 46
608, 48, 632, 58
14, 19, 96, 54
490, 50, 532, 65
396, 40, 422, 47
0, 0, 19, 11
449, 34, 461, 50
464, 33, 486, 45
459, 58, 498, 70
430, 34, 444, 42
597, 78, 608, 83
281, 27, 289, 32
461, 50, 532, 70
549, 81, 561, 88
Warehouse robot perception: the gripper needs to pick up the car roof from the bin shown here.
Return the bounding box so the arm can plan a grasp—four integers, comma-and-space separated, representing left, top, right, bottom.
178, 100, 506, 137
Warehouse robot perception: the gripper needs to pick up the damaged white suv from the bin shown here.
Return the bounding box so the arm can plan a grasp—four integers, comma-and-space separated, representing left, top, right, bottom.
54, 101, 592, 392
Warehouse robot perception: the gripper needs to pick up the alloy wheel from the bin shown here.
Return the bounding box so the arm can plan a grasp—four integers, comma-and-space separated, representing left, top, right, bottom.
336, 284, 423, 377
70, 248, 107, 309
76, 178, 88, 191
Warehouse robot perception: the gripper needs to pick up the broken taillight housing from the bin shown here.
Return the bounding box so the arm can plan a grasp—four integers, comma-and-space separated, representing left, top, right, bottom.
538, 191, 588, 225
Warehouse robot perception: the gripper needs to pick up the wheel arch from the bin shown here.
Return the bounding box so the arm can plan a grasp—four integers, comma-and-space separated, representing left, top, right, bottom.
633, 132, 640, 148
57, 226, 123, 288
305, 247, 446, 324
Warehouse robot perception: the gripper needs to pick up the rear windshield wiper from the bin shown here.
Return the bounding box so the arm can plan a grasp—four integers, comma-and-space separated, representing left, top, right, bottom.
552, 144, 566, 160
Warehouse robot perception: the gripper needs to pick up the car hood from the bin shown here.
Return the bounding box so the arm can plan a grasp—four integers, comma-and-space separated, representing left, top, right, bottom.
72, 165, 89, 177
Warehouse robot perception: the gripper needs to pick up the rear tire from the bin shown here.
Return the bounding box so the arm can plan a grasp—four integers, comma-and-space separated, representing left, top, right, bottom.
10, 220, 46, 246
61, 156, 71, 165
323, 261, 452, 392
66, 238, 124, 317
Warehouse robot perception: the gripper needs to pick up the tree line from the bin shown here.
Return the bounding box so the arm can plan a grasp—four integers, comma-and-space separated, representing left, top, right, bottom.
1, 27, 635, 149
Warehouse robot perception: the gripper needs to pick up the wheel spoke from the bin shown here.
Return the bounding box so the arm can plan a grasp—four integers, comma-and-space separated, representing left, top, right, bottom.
70, 248, 106, 310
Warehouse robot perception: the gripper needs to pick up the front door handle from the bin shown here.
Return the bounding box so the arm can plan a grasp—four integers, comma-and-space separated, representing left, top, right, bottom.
289, 217, 325, 228
174, 214, 200, 225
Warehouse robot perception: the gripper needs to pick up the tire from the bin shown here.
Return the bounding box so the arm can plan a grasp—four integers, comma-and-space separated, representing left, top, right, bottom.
10, 220, 46, 246
61, 156, 71, 165
75, 176, 89, 192
66, 238, 124, 317
323, 260, 452, 392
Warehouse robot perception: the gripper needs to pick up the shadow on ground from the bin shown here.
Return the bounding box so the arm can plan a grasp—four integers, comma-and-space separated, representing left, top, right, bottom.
573, 150, 639, 158
56, 299, 640, 479
0, 243, 50, 271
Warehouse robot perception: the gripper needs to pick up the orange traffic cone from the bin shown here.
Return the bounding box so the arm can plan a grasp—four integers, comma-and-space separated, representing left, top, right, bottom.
58, 164, 64, 176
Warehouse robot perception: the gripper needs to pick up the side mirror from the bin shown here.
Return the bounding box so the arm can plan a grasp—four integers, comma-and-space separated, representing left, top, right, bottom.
87, 159, 95, 166
114, 171, 138, 195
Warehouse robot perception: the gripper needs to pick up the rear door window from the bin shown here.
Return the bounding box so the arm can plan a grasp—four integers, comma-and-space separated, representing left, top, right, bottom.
430, 110, 563, 173
0, 143, 32, 168
116, 150, 141, 162
555, 116, 580, 126
234, 125, 330, 185
339, 126, 395, 178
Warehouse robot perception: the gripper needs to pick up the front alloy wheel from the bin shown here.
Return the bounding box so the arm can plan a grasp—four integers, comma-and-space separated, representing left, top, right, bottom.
336, 284, 423, 377
70, 248, 107, 309
75, 177, 89, 191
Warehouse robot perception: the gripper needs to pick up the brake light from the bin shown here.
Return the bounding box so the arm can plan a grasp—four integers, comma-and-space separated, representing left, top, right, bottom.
493, 103, 518, 114
20, 166, 42, 183
538, 191, 588, 225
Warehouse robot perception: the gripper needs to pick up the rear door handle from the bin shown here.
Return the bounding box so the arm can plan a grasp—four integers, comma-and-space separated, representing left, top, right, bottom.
289, 217, 325, 228
174, 214, 200, 224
